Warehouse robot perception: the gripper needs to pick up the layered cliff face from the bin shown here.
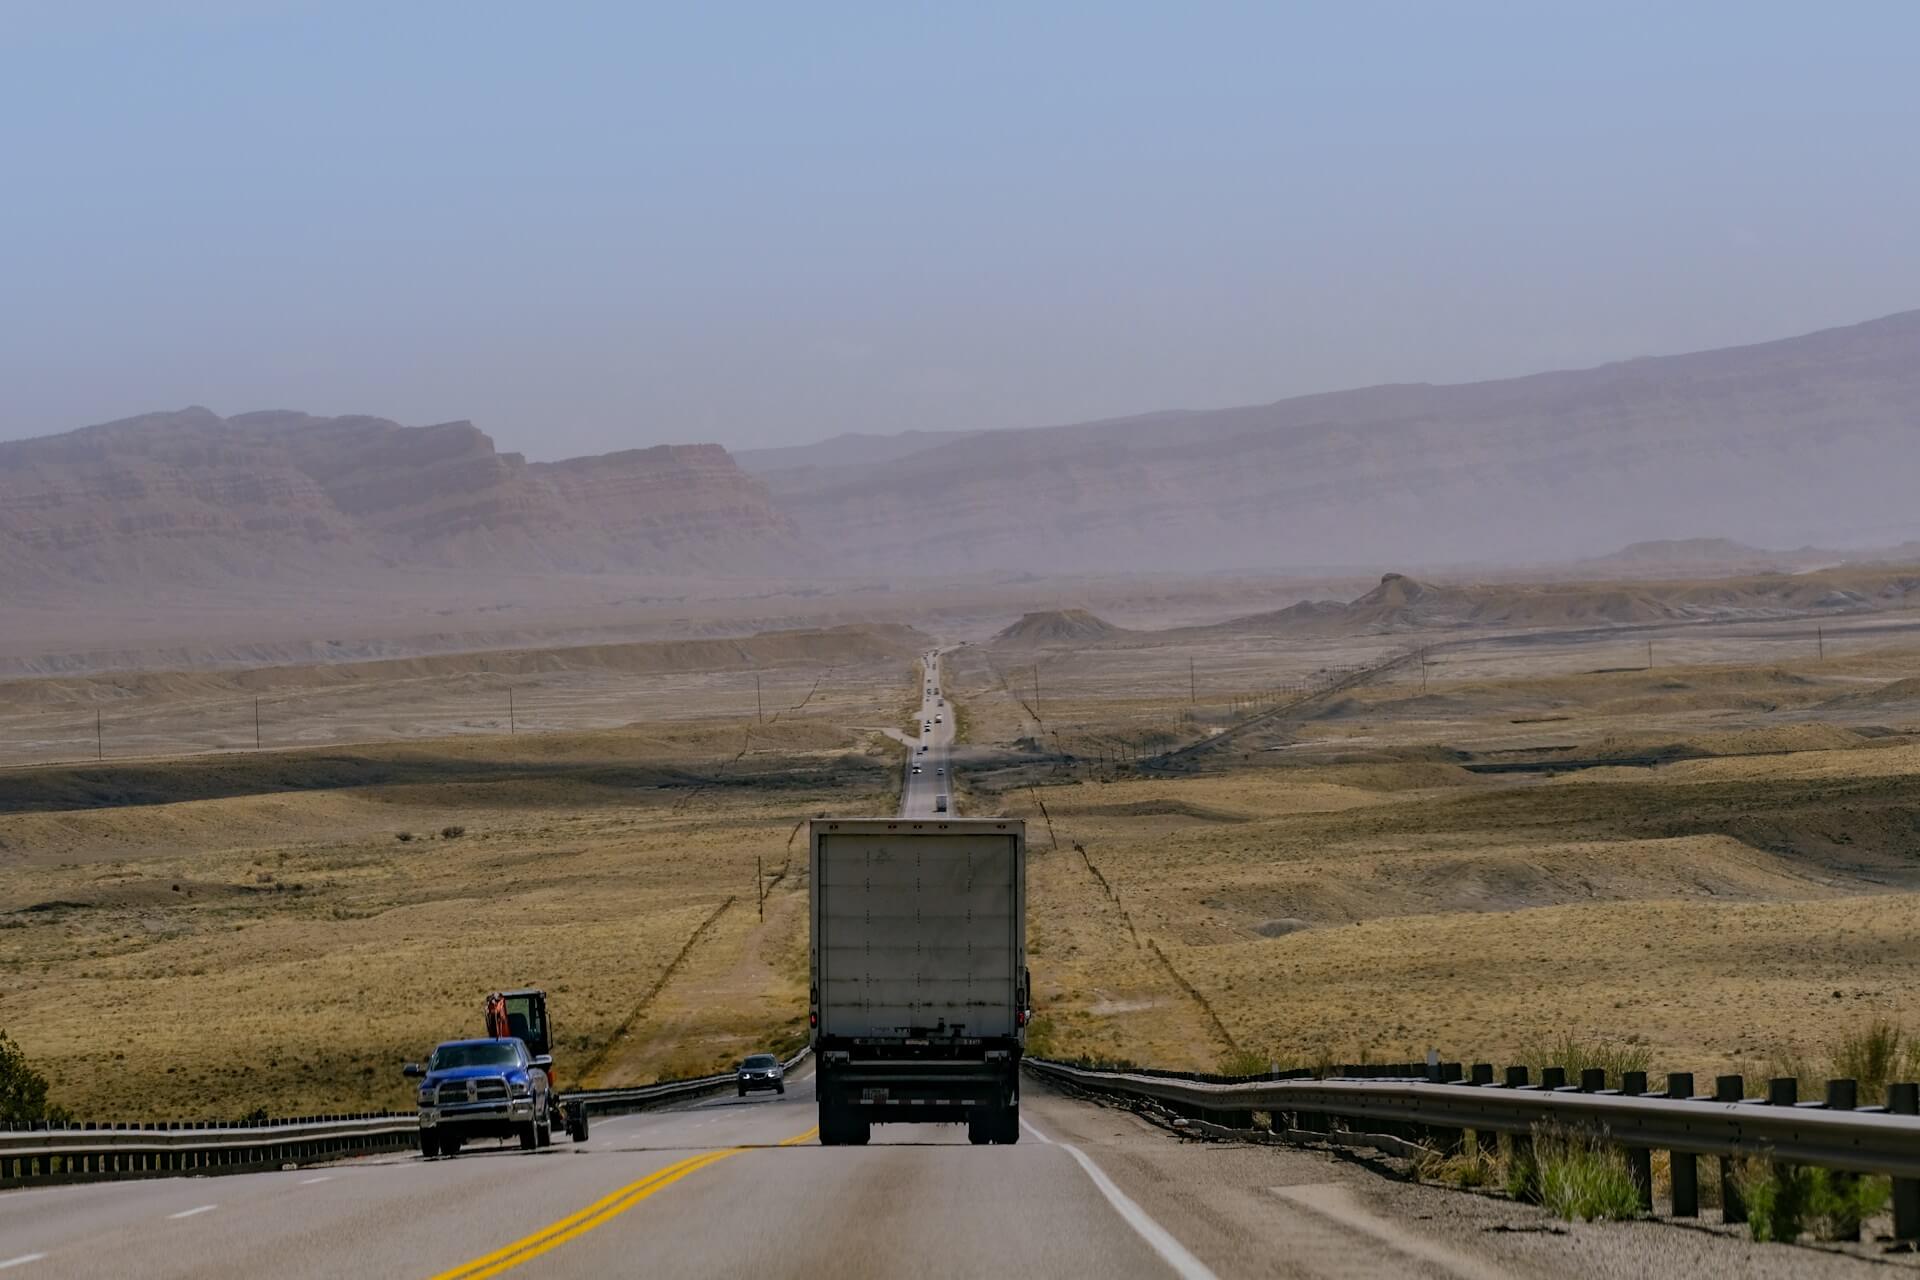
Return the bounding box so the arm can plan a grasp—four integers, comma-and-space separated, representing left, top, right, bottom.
770, 310, 1920, 572
0, 409, 797, 587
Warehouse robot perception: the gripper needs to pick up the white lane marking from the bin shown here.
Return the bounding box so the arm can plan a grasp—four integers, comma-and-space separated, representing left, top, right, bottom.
298, 1176, 332, 1185
167, 1205, 217, 1220
1021, 1120, 1218, 1280
0, 1255, 48, 1271
1268, 1185, 1514, 1280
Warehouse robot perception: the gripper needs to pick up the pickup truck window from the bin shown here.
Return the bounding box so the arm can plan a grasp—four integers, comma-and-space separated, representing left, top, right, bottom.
430, 1043, 521, 1070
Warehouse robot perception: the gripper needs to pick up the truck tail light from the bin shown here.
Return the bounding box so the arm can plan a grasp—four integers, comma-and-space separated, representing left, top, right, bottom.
809, 1011, 818, 1027
1016, 1009, 1028, 1027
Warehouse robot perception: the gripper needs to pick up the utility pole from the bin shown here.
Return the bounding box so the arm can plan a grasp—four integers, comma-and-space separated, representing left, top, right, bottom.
756, 852, 764, 922
95, 710, 102, 761
755, 673, 764, 724
1817, 626, 1825, 661
254, 697, 261, 750
1033, 666, 1040, 714
508, 687, 515, 735
1647, 640, 1654, 671
1189, 657, 1196, 705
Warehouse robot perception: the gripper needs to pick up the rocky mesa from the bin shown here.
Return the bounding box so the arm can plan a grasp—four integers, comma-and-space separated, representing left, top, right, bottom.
0, 408, 798, 588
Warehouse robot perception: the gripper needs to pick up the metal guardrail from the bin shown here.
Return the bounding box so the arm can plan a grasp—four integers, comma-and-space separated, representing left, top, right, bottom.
1028, 1058, 1920, 1235
0, 1113, 416, 1186
1, 1047, 812, 1188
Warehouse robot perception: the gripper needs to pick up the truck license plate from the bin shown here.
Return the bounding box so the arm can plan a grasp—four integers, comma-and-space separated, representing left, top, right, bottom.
861, 1088, 890, 1103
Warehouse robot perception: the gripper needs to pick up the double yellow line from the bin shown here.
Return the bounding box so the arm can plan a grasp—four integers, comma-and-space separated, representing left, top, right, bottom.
430, 1127, 818, 1279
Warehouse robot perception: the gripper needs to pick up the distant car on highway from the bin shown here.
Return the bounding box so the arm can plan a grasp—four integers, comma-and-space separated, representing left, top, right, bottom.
935, 715, 942, 723
405, 1037, 550, 1157
738, 1053, 786, 1096
936, 766, 945, 775
911, 764, 922, 774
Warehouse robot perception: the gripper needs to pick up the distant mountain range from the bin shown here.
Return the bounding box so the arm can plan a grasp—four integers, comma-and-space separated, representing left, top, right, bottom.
764, 309, 1920, 572
6, 309, 1920, 592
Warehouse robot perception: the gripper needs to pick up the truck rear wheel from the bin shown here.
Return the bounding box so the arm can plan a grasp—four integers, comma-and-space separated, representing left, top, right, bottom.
570, 1107, 589, 1142
518, 1121, 539, 1151
969, 1104, 1019, 1145
419, 1131, 439, 1159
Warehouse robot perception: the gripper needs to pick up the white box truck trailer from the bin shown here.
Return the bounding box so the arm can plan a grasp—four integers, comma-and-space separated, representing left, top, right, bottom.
809, 818, 1028, 1145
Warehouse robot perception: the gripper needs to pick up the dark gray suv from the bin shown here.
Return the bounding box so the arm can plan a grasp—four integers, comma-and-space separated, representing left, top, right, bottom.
737, 1053, 785, 1096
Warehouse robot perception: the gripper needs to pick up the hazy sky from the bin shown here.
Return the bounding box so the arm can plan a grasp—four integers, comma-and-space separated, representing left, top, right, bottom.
4, 2, 1918, 459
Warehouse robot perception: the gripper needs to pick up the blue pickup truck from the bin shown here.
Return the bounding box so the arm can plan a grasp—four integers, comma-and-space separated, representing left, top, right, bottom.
403, 1037, 552, 1157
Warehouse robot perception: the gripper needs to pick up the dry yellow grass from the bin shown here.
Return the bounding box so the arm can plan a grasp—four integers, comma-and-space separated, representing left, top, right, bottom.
0, 721, 893, 1119
960, 636, 1920, 1077
12, 612, 1920, 1124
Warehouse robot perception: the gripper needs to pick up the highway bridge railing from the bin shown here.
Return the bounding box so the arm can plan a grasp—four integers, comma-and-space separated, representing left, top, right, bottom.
0, 1047, 811, 1188
1027, 1057, 1920, 1239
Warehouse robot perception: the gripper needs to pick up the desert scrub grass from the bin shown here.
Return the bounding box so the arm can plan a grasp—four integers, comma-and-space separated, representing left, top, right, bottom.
1215, 1047, 1271, 1077
1827, 1019, 1920, 1101
1414, 1141, 1502, 1191
1737, 1160, 1891, 1243
1532, 1126, 1643, 1222
1514, 1034, 1651, 1087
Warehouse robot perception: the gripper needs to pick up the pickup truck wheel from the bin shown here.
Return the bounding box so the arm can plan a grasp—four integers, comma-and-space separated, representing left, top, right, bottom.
570, 1109, 590, 1142
536, 1118, 552, 1148
776, 1082, 786, 1095
419, 1132, 439, 1159
518, 1122, 538, 1151
441, 1136, 462, 1157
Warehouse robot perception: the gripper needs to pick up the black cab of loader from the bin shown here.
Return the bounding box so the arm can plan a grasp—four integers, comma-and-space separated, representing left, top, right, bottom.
485, 988, 589, 1142
487, 989, 552, 1061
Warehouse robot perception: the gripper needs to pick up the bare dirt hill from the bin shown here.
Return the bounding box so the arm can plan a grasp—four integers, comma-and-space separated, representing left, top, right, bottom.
991, 609, 1124, 647
1215, 565, 1920, 636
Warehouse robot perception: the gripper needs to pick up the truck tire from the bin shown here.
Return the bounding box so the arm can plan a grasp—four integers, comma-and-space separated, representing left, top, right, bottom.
442, 1135, 462, 1157
518, 1121, 539, 1151
818, 1102, 844, 1145
570, 1108, 590, 1142
848, 1114, 871, 1145
967, 1109, 992, 1145
536, 1117, 552, 1148
998, 1104, 1021, 1144
419, 1131, 439, 1159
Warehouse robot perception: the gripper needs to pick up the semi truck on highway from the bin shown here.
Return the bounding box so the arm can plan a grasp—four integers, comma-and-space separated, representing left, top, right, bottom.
809, 818, 1029, 1145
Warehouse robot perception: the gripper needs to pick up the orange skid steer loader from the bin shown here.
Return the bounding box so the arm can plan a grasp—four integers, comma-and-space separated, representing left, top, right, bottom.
485, 989, 590, 1142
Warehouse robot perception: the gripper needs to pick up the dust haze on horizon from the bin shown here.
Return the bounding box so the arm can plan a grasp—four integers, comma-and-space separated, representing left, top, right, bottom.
4, 2, 1920, 461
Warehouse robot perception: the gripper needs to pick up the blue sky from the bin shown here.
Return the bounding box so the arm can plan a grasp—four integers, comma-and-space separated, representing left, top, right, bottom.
3, 2, 1917, 457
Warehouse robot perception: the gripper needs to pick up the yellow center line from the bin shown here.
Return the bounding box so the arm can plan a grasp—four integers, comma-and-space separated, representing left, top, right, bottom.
427, 1126, 818, 1280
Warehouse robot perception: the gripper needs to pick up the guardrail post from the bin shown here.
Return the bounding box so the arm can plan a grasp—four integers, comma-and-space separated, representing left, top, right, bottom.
1619, 1071, 1652, 1212
1579, 1068, 1605, 1093
1541, 1066, 1567, 1091
1716, 1075, 1746, 1224
1822, 1079, 1861, 1241
1666, 1072, 1697, 1217
1892, 1082, 1919, 1243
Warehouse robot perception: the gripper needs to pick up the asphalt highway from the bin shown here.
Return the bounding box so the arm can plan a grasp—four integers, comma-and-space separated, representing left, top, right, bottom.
899, 648, 953, 818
